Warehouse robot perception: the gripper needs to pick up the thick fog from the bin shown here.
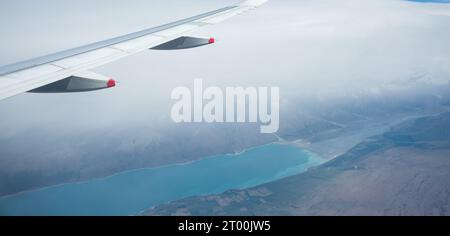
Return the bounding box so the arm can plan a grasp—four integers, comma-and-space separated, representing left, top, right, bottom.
0, 0, 449, 132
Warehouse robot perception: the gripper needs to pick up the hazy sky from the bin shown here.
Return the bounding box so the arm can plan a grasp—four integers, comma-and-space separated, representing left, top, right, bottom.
0, 0, 449, 141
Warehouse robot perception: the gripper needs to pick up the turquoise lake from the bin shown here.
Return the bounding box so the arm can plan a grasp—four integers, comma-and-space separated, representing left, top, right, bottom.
0, 143, 323, 216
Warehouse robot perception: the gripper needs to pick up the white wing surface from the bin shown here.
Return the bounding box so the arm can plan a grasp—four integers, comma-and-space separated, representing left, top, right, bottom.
0, 0, 267, 100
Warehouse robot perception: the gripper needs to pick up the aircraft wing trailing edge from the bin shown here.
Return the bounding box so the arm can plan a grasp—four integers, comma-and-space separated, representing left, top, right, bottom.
0, 0, 268, 101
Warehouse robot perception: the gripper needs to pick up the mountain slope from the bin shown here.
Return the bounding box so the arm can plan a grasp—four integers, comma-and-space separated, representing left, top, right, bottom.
144, 112, 450, 216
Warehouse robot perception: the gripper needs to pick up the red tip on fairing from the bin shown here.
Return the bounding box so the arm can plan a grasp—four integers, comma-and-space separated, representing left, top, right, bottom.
107, 79, 116, 88
209, 38, 215, 44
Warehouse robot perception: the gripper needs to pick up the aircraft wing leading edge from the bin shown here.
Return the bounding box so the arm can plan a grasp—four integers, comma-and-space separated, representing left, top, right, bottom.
0, 0, 268, 101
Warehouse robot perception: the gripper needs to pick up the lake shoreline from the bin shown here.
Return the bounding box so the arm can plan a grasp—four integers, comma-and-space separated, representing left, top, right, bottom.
0, 142, 324, 216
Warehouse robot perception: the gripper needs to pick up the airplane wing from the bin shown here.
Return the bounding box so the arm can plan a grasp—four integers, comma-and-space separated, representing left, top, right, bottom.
0, 0, 267, 101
